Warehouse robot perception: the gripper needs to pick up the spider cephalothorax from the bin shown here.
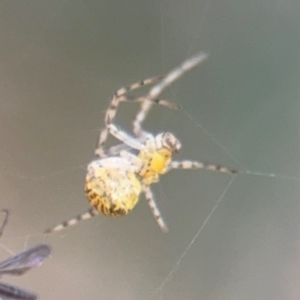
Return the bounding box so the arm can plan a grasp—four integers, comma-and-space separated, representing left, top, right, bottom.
158, 132, 182, 153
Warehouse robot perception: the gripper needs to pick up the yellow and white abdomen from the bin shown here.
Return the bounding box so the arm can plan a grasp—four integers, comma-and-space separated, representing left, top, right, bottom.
85, 159, 142, 216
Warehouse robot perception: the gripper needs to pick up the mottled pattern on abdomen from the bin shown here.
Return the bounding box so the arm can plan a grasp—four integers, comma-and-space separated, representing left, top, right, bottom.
85, 166, 142, 217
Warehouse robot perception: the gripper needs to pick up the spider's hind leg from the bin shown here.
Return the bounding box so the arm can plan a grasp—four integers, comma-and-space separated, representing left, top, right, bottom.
44, 208, 99, 234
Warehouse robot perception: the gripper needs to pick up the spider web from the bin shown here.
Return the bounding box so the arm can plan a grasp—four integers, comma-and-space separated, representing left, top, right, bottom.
0, 0, 300, 300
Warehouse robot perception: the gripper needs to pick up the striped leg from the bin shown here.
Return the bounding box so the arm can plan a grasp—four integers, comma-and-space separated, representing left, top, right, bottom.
99, 142, 132, 157
168, 161, 237, 175
96, 93, 178, 158
133, 52, 209, 138
142, 185, 168, 233
44, 208, 99, 234
104, 124, 144, 151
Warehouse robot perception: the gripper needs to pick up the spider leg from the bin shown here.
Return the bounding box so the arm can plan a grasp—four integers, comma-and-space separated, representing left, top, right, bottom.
102, 124, 163, 157
142, 185, 168, 233
0, 209, 9, 238
102, 124, 144, 154
44, 208, 99, 234
168, 160, 237, 175
114, 76, 163, 97
95, 75, 169, 158
96, 124, 144, 157
99, 143, 132, 157
89, 156, 137, 172
119, 150, 142, 166
96, 94, 178, 158
133, 52, 209, 139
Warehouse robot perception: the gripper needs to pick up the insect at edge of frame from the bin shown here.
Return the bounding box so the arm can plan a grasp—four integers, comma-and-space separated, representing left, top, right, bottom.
0, 210, 51, 300
44, 52, 237, 234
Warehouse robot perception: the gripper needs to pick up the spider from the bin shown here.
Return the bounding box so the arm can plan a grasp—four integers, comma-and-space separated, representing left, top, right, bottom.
45, 52, 237, 234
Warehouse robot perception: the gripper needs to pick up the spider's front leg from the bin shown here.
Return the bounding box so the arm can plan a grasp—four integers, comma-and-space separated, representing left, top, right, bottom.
106, 124, 144, 151
119, 150, 143, 169
168, 160, 237, 175
132, 52, 208, 138
96, 94, 177, 158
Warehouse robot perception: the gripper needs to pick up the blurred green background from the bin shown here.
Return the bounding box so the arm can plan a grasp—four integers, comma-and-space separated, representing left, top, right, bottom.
0, 0, 300, 299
